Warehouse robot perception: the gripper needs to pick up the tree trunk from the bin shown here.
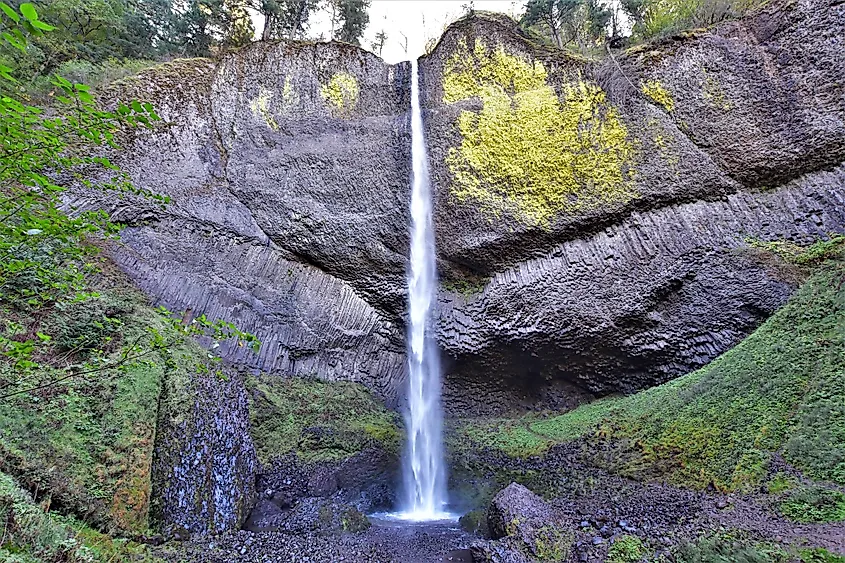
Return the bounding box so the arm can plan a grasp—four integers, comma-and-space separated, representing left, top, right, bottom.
262, 13, 273, 41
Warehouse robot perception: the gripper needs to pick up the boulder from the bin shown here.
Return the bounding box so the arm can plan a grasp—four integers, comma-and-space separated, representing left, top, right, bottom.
488, 483, 556, 540
486, 483, 572, 560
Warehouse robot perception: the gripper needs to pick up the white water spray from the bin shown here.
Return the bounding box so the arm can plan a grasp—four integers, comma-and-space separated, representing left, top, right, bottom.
399, 58, 448, 521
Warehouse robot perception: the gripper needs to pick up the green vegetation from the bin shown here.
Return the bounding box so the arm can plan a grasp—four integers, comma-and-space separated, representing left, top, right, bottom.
442, 276, 488, 297
799, 549, 845, 563
518, 0, 764, 54
458, 508, 489, 536
453, 416, 551, 458
521, 0, 613, 54
746, 234, 845, 266
778, 486, 845, 523
533, 526, 572, 561
0, 470, 165, 562
340, 506, 371, 532
674, 533, 790, 563
607, 535, 647, 563
443, 38, 636, 226
673, 532, 845, 563
247, 374, 401, 464
622, 0, 765, 41
766, 472, 796, 494
455, 254, 845, 492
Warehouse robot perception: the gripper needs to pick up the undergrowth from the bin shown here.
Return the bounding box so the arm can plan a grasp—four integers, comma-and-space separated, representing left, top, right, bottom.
675, 531, 845, 563
778, 486, 845, 523
0, 471, 164, 562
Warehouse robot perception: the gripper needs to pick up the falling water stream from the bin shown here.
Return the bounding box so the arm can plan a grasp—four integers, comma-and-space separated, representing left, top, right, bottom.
394, 58, 450, 522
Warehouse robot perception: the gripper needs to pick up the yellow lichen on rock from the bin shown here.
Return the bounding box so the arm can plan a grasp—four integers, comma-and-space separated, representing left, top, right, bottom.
443, 39, 636, 226
281, 76, 299, 113
320, 72, 359, 116
249, 87, 279, 130
641, 79, 675, 112
443, 38, 548, 103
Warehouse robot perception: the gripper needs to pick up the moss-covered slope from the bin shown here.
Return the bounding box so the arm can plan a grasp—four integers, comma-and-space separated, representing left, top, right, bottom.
454, 246, 845, 492
247, 374, 401, 466
0, 471, 165, 562
0, 262, 243, 537
0, 284, 167, 534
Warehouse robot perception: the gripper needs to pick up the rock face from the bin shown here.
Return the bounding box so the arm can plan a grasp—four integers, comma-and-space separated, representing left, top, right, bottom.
73, 0, 845, 531
81, 45, 413, 405
150, 368, 256, 537
420, 0, 845, 410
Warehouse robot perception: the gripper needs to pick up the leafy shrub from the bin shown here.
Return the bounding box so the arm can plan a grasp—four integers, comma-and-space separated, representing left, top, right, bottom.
340, 507, 371, 533
607, 535, 647, 563
674, 533, 787, 563
779, 487, 845, 523
49, 294, 134, 355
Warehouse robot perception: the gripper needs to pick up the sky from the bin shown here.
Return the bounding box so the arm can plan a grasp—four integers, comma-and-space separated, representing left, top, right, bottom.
253, 1, 529, 64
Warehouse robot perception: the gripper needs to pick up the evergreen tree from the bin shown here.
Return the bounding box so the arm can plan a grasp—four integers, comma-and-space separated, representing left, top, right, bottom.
329, 0, 369, 46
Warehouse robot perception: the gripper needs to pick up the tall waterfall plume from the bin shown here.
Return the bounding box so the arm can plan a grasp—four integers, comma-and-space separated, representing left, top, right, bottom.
400, 58, 448, 520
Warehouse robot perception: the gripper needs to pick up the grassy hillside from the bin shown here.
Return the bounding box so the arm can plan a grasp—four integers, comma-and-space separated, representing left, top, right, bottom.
454, 242, 845, 493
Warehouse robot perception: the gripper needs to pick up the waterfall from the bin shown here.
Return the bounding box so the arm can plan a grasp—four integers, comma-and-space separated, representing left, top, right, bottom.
400, 58, 448, 520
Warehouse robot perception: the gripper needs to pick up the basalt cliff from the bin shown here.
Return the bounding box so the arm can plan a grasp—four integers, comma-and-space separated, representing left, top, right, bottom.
65, 0, 845, 538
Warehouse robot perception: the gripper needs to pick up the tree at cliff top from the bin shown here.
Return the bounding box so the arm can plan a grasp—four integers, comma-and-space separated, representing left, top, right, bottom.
521, 0, 612, 52
327, 0, 370, 46
243, 0, 316, 40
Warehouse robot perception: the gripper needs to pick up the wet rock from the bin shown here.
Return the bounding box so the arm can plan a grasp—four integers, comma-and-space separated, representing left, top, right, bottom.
150, 367, 256, 537
469, 538, 532, 563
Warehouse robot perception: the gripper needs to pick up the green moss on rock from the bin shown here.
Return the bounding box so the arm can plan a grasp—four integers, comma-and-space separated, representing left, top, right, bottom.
246, 374, 401, 465
641, 79, 675, 112
443, 38, 636, 226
